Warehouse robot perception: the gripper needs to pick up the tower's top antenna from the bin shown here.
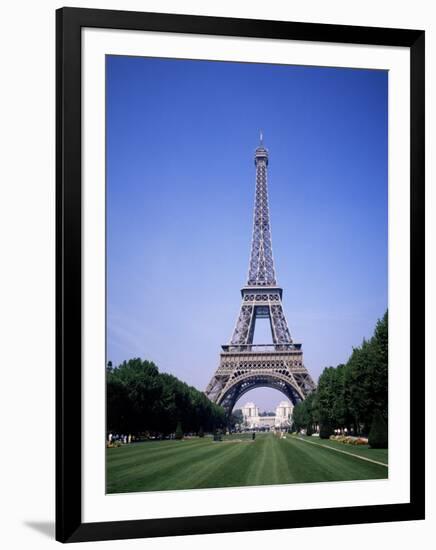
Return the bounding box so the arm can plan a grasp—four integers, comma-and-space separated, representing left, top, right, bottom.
255, 130, 268, 165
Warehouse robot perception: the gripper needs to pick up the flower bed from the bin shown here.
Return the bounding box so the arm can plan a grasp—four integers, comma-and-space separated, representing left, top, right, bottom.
107, 440, 122, 448
329, 435, 368, 445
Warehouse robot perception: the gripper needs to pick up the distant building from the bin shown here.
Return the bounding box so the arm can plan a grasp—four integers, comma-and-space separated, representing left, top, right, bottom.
241, 402, 259, 420
241, 400, 293, 429
275, 400, 293, 428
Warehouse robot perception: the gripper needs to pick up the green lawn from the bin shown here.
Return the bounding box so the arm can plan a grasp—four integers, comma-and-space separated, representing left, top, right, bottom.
106, 433, 388, 494
295, 435, 388, 463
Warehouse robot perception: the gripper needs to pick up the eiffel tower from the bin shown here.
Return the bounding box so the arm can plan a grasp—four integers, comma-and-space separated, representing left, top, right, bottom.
205, 134, 316, 414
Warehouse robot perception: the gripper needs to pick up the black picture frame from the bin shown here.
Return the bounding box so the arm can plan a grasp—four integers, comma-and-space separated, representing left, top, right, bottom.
56, 7, 425, 543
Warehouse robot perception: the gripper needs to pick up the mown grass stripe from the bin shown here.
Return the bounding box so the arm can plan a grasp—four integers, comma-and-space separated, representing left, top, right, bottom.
289, 436, 388, 467
106, 438, 208, 468
192, 441, 255, 489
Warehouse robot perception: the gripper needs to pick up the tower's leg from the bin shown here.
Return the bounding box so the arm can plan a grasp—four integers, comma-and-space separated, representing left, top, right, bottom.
230, 304, 255, 346
205, 376, 227, 403
270, 302, 292, 344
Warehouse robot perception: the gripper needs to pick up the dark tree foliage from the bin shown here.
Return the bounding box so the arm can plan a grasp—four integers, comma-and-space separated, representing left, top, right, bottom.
106, 358, 226, 434
319, 418, 333, 439
292, 391, 317, 434
292, 311, 388, 439
175, 421, 183, 440
107, 375, 131, 434
368, 410, 388, 448
229, 408, 243, 429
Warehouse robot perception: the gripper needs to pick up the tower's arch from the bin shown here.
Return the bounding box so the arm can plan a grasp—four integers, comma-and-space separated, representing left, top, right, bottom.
217, 372, 304, 414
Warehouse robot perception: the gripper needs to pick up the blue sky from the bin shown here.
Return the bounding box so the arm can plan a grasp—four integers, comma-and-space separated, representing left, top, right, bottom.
106, 55, 388, 411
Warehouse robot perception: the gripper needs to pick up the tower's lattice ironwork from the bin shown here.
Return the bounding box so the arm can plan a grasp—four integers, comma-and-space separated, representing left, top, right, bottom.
205, 136, 316, 414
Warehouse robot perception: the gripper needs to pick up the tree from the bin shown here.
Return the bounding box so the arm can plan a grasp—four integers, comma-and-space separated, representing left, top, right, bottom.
175, 421, 183, 440
344, 312, 388, 434
292, 310, 388, 440
292, 391, 316, 434
368, 410, 388, 448
316, 367, 337, 430
319, 418, 333, 439
371, 311, 388, 419
229, 409, 243, 429
106, 358, 226, 435
106, 376, 130, 433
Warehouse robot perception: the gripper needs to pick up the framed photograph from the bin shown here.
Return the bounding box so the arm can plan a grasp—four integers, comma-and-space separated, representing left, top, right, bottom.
56, 7, 425, 543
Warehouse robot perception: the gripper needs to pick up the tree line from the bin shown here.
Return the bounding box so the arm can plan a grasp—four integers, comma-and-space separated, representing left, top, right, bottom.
292, 311, 388, 441
107, 358, 227, 435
